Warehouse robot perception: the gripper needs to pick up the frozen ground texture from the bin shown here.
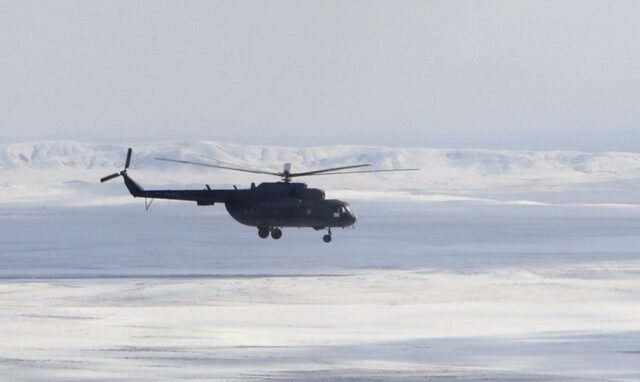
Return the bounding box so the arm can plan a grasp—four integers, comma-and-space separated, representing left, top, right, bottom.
1, 141, 640, 381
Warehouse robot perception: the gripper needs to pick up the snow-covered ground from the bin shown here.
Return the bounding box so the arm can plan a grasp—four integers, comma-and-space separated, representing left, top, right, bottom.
2, 140, 640, 204
1, 141, 639, 381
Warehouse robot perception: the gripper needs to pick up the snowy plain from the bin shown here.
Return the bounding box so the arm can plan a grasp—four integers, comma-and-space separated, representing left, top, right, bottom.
1, 141, 640, 381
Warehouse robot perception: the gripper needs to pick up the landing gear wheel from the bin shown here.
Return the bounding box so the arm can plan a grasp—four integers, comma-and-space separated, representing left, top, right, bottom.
271, 228, 282, 240
258, 227, 269, 239
323, 228, 332, 243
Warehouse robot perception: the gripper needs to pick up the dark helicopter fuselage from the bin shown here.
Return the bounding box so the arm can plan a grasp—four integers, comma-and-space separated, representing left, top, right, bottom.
122, 174, 357, 230
225, 182, 357, 229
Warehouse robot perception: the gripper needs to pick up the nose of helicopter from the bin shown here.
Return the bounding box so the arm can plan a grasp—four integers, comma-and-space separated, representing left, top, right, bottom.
346, 205, 357, 225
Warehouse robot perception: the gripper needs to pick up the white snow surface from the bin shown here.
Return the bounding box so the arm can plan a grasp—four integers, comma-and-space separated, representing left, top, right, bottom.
1, 140, 640, 205
1, 141, 640, 381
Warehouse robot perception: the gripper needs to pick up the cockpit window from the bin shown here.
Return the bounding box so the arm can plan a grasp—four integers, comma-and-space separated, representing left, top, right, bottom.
333, 206, 349, 218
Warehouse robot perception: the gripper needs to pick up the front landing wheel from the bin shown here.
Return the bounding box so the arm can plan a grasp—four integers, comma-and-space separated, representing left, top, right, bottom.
323, 234, 332, 243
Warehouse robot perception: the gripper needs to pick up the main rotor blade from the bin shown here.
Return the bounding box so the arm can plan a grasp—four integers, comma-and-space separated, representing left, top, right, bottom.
100, 173, 121, 183
124, 148, 132, 169
199, 154, 235, 166
155, 158, 282, 176
290, 164, 371, 178
307, 168, 421, 176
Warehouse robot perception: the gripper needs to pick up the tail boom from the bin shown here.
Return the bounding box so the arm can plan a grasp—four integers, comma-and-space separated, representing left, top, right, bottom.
121, 173, 231, 204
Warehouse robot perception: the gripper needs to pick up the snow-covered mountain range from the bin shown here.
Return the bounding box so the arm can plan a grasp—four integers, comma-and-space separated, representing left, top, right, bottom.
1, 140, 639, 204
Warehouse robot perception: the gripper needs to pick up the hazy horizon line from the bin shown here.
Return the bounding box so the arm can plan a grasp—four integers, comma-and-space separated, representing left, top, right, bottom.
1, 134, 639, 154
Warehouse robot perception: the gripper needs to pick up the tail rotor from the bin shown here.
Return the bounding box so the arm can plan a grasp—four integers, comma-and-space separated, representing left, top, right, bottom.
100, 148, 132, 183
124, 147, 132, 169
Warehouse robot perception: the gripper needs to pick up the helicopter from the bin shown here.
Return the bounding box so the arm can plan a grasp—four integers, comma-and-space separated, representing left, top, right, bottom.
101, 148, 419, 242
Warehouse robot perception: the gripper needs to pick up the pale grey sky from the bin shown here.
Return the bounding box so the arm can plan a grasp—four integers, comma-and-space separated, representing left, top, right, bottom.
1, 0, 639, 150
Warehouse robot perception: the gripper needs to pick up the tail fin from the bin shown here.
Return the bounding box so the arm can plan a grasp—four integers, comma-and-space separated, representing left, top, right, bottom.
122, 173, 145, 197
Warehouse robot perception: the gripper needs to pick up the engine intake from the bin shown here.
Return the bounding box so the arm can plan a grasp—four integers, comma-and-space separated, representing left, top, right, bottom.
296, 188, 325, 200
